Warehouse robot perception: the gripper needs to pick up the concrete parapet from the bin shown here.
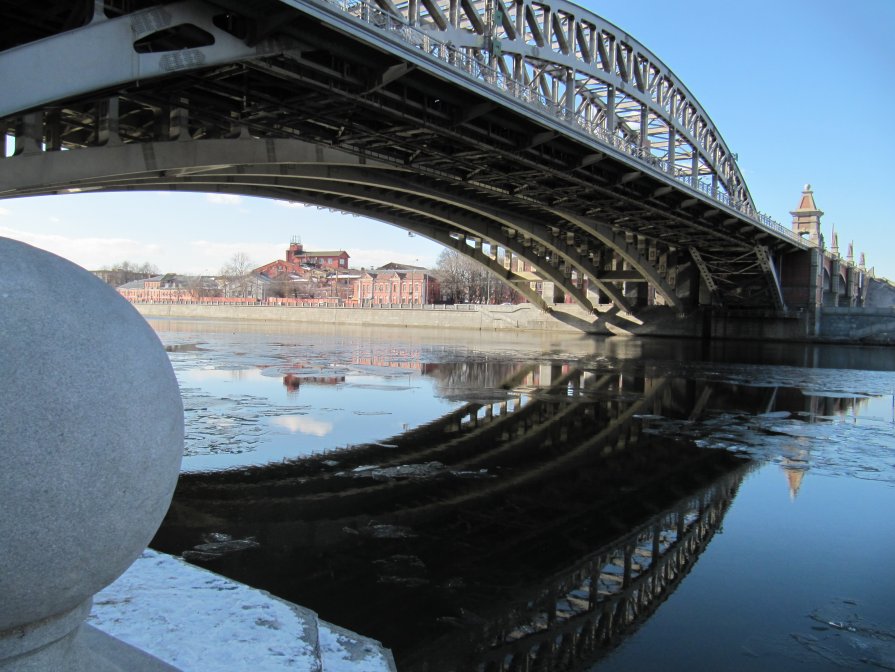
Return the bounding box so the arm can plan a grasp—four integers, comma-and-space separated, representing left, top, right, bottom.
0, 238, 183, 671
0, 239, 399, 671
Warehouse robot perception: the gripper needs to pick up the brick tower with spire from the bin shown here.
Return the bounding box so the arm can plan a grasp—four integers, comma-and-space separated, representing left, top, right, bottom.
790, 184, 824, 246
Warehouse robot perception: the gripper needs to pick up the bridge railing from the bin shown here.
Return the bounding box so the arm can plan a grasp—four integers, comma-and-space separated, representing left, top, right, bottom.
327, 0, 812, 248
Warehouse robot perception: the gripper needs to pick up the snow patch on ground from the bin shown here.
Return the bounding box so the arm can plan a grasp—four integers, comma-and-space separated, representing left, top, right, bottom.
318, 623, 398, 672
88, 549, 394, 672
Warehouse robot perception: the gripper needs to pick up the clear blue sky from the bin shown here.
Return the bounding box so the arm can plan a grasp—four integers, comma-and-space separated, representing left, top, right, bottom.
1, 0, 892, 278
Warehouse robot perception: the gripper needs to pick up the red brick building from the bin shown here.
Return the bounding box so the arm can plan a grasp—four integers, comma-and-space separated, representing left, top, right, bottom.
254, 237, 350, 277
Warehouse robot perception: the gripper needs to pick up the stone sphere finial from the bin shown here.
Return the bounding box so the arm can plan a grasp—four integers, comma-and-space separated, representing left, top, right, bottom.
804, 183, 811, 192
0, 238, 183, 668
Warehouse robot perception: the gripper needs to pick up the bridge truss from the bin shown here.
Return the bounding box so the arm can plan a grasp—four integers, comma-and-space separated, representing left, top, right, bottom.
0, 0, 809, 315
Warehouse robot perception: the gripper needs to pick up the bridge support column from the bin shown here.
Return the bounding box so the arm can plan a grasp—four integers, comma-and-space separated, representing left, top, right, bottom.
97, 97, 122, 146
624, 281, 649, 309
541, 281, 564, 305
827, 257, 841, 307
44, 110, 62, 151
845, 266, 858, 307
13, 112, 43, 155
781, 248, 823, 337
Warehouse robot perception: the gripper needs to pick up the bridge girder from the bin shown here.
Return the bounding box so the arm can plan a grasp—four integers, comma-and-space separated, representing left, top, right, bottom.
0, 1, 292, 120
554, 211, 682, 311
0, 0, 809, 314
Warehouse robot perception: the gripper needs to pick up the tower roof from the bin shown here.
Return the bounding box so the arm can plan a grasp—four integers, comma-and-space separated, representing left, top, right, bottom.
791, 183, 824, 217
783, 466, 806, 501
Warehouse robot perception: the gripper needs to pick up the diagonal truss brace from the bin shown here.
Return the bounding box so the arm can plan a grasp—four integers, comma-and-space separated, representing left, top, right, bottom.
689, 246, 720, 303
753, 245, 787, 312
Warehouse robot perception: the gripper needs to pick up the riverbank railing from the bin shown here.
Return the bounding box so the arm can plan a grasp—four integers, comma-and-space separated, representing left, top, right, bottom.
123, 297, 508, 310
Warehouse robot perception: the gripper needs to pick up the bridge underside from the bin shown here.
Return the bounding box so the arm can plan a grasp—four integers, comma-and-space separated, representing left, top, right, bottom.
1, 0, 798, 316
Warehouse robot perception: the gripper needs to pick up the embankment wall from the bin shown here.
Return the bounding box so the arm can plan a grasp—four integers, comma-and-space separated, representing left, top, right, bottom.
819, 307, 895, 344
131, 302, 587, 333
130, 302, 895, 344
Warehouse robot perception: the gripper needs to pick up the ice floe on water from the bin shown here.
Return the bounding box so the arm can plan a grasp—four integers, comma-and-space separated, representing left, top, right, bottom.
640, 396, 895, 484
157, 330, 481, 471
777, 598, 895, 670
154, 323, 895, 482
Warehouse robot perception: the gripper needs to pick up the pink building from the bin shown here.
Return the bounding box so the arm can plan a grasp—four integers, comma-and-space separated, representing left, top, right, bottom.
117, 274, 219, 302
354, 265, 440, 305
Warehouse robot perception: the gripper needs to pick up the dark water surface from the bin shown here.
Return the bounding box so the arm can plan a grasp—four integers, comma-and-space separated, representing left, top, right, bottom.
148, 318, 895, 671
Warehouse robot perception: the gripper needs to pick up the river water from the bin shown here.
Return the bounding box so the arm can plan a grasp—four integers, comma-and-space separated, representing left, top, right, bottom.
147, 318, 895, 671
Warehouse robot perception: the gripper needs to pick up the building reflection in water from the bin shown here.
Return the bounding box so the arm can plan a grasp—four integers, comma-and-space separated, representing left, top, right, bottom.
153, 363, 869, 671
279, 351, 446, 395
281, 373, 347, 394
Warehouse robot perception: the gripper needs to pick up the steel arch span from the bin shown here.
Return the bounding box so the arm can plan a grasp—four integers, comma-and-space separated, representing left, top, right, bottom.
1, 136, 646, 315
0, 0, 810, 316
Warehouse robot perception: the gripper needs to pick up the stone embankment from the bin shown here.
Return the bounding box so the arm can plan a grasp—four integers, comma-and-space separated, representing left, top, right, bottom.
130, 302, 895, 344
132, 302, 591, 333
819, 307, 895, 344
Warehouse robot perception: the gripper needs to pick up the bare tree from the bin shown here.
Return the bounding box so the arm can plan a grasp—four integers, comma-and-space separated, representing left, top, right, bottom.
436, 248, 520, 304
98, 260, 159, 286
185, 274, 216, 300
219, 252, 256, 298
436, 249, 472, 303
107, 260, 159, 275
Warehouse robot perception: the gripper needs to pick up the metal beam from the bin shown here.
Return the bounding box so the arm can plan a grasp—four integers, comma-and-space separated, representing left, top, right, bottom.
556, 211, 683, 310
753, 245, 787, 312
0, 136, 612, 311
0, 0, 291, 118
688, 246, 720, 303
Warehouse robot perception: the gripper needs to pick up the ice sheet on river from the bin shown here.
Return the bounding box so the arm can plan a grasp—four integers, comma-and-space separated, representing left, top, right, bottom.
639, 398, 895, 485
737, 598, 895, 670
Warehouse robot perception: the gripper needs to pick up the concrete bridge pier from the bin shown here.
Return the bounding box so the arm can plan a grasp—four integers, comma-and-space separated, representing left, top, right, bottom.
623, 279, 650, 309
828, 256, 842, 308
540, 281, 565, 306
780, 246, 823, 338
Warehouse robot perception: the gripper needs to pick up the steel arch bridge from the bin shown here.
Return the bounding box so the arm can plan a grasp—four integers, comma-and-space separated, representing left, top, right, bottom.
0, 0, 810, 318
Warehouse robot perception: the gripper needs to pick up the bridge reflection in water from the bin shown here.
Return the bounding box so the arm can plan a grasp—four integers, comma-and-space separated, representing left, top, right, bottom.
152, 365, 861, 671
